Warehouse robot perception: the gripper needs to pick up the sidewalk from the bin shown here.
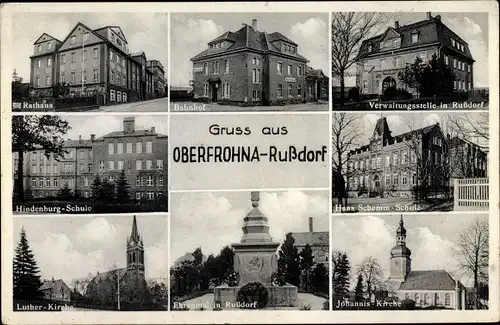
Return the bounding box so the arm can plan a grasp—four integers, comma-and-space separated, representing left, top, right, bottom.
89, 97, 168, 111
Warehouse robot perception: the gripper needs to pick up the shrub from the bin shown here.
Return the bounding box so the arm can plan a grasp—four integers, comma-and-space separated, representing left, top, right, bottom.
270, 272, 286, 287
300, 304, 311, 311
382, 86, 413, 101
322, 300, 330, 310
401, 299, 416, 310
236, 282, 269, 309
348, 87, 361, 101
225, 271, 239, 287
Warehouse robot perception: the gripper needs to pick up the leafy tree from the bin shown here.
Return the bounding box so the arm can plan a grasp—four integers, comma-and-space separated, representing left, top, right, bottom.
217, 246, 235, 284
51, 82, 70, 98
116, 170, 131, 203
12, 80, 29, 100
299, 244, 315, 291
13, 227, 43, 300
332, 251, 351, 300
354, 274, 364, 302
12, 116, 70, 202
278, 233, 301, 286
91, 175, 102, 200
311, 263, 328, 294
58, 182, 72, 199
99, 179, 115, 202
357, 257, 384, 300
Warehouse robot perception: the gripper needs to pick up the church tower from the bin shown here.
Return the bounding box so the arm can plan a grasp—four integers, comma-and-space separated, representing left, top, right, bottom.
388, 215, 411, 289
126, 215, 145, 278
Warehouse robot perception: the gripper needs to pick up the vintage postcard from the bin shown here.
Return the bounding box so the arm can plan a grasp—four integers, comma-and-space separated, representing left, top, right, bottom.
1, 1, 498, 325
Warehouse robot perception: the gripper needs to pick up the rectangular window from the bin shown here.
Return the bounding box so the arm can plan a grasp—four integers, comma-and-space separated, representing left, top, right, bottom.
81, 70, 86, 82
99, 161, 104, 172
444, 55, 448, 65
117, 143, 123, 155
147, 192, 154, 200
136, 142, 142, 154
385, 175, 391, 186
297, 66, 302, 77
277, 62, 283, 74
60, 73, 66, 83
385, 155, 390, 167
70, 35, 76, 44
146, 141, 152, 153
117, 90, 121, 102
117, 161, 124, 170
110, 50, 114, 62
93, 48, 99, 59
252, 69, 260, 84
277, 84, 283, 97
36, 77, 40, 86
71, 72, 75, 83
158, 175, 164, 186
37, 45, 42, 52
108, 161, 114, 171
71, 52, 76, 63
110, 89, 115, 101
288, 64, 293, 75
203, 62, 208, 75
32, 178, 37, 187
136, 160, 142, 170
146, 160, 153, 170
93, 69, 98, 81
146, 175, 154, 186
126, 142, 132, 154
45, 76, 50, 87
225, 59, 229, 73
468, 64, 471, 73
47, 58, 52, 67
111, 71, 114, 82
37, 59, 42, 68
157, 159, 164, 169
83, 32, 89, 41
288, 84, 292, 97
108, 143, 114, 155
412, 32, 419, 43
453, 58, 457, 68
83, 50, 87, 61
393, 174, 399, 186
393, 153, 399, 166
203, 83, 208, 96
61, 54, 66, 65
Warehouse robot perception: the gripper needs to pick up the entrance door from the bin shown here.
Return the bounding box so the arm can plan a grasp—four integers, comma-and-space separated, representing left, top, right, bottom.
211, 84, 218, 102
373, 175, 381, 192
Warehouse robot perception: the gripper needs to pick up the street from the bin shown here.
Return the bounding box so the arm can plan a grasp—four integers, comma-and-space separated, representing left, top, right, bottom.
90, 97, 169, 112
170, 101, 329, 112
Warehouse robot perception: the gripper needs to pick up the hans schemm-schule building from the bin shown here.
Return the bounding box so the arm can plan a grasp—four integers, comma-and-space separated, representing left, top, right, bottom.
346, 117, 487, 198
191, 19, 328, 106
13, 117, 167, 201
356, 12, 474, 95
30, 22, 166, 104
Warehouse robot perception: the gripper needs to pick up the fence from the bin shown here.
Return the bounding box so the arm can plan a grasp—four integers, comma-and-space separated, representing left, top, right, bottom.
453, 178, 489, 211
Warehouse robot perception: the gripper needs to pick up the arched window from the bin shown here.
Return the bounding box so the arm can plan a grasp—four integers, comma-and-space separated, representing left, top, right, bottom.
415, 293, 420, 304
132, 252, 136, 263
435, 293, 440, 305
424, 293, 429, 305
445, 293, 451, 306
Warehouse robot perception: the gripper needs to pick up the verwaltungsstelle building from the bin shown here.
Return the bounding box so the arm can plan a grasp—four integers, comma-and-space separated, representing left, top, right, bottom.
190, 19, 328, 106
356, 12, 474, 95
346, 117, 487, 198
13, 117, 168, 200
29, 22, 164, 104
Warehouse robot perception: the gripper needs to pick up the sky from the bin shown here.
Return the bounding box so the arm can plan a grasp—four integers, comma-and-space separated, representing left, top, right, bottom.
170, 12, 329, 87
13, 215, 168, 287
334, 112, 489, 150
170, 190, 329, 266
332, 213, 488, 288
170, 114, 329, 190
11, 12, 168, 83
50, 115, 168, 141
334, 12, 489, 88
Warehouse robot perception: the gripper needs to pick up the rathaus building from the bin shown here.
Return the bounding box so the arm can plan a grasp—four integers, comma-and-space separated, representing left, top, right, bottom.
356, 12, 474, 95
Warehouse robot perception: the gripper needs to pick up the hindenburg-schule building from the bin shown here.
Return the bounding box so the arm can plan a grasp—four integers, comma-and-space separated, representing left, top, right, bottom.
346, 117, 487, 198
191, 19, 328, 105
13, 117, 168, 201
356, 12, 474, 95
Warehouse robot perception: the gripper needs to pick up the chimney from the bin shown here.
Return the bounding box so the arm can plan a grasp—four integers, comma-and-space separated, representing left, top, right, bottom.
435, 15, 441, 21
395, 21, 400, 29
151, 126, 155, 133
91, 134, 95, 141
52, 276, 54, 281
252, 19, 257, 30
426, 12, 432, 20
309, 217, 313, 233
123, 117, 135, 133
79, 135, 82, 143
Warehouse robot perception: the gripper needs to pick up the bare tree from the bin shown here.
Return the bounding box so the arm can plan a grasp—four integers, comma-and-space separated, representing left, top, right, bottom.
71, 272, 94, 296
332, 113, 363, 207
331, 12, 388, 106
356, 256, 384, 300
456, 219, 489, 309
448, 112, 489, 144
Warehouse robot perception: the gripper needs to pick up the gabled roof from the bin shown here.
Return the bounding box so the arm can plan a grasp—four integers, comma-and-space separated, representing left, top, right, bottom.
130, 51, 146, 58
59, 22, 108, 48
40, 279, 66, 291
94, 25, 129, 43
34, 33, 62, 45
191, 24, 307, 62
91, 267, 127, 284
290, 231, 329, 247
357, 16, 474, 61
96, 128, 166, 139
63, 139, 93, 148
399, 270, 459, 290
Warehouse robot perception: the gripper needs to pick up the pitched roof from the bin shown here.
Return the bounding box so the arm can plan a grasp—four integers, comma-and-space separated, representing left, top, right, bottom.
63, 139, 93, 147
40, 279, 65, 291
290, 231, 329, 247
96, 129, 167, 139
91, 267, 127, 284
399, 270, 458, 290
93, 26, 128, 43
191, 24, 307, 62
34, 33, 62, 45
357, 16, 474, 60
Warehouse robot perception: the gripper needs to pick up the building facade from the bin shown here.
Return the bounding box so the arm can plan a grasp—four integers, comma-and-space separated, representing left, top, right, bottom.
40, 278, 72, 302
146, 60, 166, 98
191, 19, 325, 106
290, 217, 329, 265
347, 117, 449, 198
449, 137, 488, 179
29, 22, 162, 105
85, 216, 151, 307
13, 117, 167, 200
388, 216, 466, 309
356, 12, 474, 95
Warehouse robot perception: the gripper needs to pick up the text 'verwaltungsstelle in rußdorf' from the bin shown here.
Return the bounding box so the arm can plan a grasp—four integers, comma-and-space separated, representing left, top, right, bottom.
173, 145, 328, 163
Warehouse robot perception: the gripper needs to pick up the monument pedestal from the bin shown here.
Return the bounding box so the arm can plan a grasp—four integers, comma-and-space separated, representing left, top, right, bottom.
214, 284, 298, 309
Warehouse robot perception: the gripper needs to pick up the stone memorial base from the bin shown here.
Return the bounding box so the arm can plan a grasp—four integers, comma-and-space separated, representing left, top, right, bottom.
214, 284, 298, 309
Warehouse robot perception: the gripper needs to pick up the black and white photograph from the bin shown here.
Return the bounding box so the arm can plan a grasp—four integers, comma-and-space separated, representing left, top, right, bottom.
170, 12, 329, 112
332, 112, 489, 213
331, 213, 489, 310
12, 115, 168, 214
332, 12, 489, 110
13, 214, 168, 311
170, 190, 329, 310
11, 12, 168, 112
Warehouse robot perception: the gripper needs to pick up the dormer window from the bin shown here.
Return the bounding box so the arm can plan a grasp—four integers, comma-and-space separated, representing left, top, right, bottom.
460, 44, 464, 52
292, 47, 296, 54
411, 31, 419, 44
451, 38, 456, 47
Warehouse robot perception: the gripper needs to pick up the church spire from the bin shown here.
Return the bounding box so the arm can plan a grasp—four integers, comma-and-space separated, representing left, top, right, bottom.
131, 215, 140, 242
396, 214, 407, 246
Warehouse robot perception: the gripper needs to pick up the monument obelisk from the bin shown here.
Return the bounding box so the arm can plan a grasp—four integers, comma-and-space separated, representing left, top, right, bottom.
214, 191, 298, 309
